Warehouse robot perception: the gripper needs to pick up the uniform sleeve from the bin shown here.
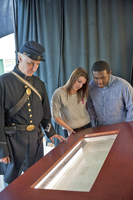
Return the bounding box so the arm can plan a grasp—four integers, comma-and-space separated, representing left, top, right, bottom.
123, 83, 133, 122
0, 81, 10, 158
87, 93, 97, 127
41, 83, 56, 138
51, 89, 62, 120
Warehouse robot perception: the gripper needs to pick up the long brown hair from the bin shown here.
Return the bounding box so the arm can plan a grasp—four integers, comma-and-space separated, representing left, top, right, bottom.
66, 68, 89, 103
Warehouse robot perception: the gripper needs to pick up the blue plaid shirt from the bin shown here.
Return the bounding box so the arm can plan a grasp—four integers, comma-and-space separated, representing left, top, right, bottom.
87, 75, 133, 127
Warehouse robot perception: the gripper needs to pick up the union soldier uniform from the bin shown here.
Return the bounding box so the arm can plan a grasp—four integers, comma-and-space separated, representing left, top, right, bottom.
0, 41, 56, 184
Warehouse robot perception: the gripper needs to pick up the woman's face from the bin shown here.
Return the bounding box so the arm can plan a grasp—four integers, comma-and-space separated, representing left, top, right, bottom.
71, 76, 87, 93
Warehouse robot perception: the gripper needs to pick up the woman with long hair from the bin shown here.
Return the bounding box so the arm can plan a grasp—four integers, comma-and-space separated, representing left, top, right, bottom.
51, 67, 91, 138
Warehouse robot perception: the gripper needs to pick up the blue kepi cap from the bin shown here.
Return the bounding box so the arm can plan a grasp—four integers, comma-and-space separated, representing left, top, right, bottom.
19, 40, 45, 61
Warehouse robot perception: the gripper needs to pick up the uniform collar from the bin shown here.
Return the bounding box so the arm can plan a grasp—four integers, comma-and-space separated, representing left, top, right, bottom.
13, 65, 31, 80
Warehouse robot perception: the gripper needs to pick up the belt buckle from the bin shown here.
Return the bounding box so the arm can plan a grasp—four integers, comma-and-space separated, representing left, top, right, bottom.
26, 125, 35, 131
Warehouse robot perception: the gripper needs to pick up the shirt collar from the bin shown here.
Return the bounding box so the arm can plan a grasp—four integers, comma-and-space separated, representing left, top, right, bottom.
102, 75, 117, 90
102, 75, 112, 90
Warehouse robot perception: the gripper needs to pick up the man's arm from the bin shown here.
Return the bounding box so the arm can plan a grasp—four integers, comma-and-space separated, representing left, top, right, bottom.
123, 83, 133, 122
87, 94, 97, 127
0, 82, 10, 160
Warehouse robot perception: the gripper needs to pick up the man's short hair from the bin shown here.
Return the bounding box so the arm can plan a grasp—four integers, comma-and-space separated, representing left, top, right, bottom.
92, 61, 110, 74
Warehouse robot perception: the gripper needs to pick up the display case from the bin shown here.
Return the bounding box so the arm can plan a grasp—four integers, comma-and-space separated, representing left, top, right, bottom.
0, 121, 133, 200
35, 134, 117, 192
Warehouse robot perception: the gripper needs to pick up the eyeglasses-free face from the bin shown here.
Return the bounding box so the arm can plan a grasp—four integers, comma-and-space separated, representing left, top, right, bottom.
93, 70, 111, 88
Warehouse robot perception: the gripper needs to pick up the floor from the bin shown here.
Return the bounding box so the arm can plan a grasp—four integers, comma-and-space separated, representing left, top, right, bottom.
0, 138, 55, 192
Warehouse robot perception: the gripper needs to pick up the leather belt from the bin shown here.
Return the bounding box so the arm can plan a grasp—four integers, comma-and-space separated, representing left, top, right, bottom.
5, 124, 39, 134
73, 122, 91, 131
15, 124, 39, 131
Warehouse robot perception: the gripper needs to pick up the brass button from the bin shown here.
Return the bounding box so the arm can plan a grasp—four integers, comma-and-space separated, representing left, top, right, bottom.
29, 109, 31, 112
30, 121, 32, 123
28, 103, 30, 106
30, 115, 32, 117
25, 85, 28, 88
26, 88, 31, 96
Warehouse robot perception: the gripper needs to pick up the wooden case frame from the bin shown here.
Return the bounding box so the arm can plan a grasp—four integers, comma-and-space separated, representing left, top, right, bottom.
0, 121, 133, 200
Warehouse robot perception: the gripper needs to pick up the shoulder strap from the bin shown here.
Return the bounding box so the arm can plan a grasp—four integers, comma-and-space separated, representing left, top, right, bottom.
5, 78, 34, 119
10, 71, 42, 101
5, 91, 29, 119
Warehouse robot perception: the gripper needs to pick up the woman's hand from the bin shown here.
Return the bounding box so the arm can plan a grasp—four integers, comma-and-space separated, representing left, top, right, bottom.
67, 128, 76, 135
55, 117, 76, 135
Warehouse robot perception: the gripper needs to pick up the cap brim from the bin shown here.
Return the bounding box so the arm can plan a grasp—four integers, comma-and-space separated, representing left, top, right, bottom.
26, 54, 45, 62
40, 58, 45, 62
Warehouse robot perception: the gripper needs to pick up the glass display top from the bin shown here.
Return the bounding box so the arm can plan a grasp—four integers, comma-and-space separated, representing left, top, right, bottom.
35, 134, 117, 192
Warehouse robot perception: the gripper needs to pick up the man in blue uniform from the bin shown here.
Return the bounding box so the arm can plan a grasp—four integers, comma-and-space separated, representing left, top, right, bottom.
87, 60, 133, 127
0, 40, 65, 185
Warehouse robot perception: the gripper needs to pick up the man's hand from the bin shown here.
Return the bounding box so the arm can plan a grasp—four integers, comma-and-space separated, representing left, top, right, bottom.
50, 134, 65, 144
0, 156, 10, 164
